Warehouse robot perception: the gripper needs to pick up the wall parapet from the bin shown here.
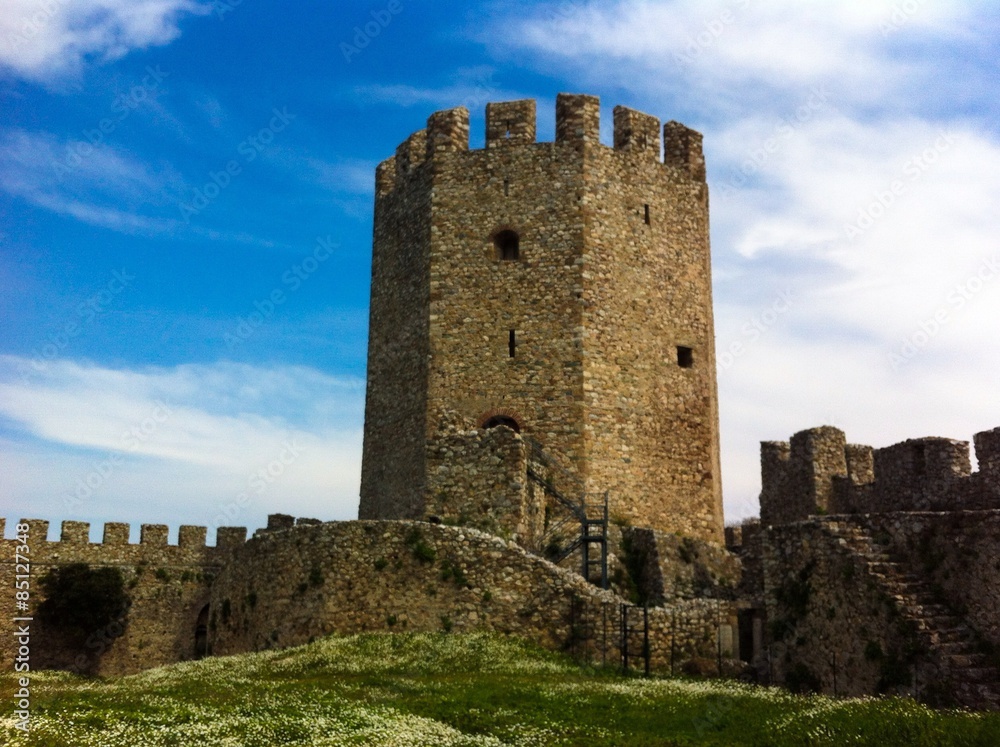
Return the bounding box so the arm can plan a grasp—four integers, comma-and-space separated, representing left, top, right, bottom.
759, 425, 1000, 523
377, 93, 706, 197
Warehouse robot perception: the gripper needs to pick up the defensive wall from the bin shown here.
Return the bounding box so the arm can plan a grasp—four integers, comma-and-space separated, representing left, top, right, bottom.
1, 515, 746, 677
361, 93, 724, 545
751, 425, 1000, 709
0, 518, 247, 675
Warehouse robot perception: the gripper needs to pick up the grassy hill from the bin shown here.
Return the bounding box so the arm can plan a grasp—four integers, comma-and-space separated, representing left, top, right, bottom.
3, 633, 1000, 746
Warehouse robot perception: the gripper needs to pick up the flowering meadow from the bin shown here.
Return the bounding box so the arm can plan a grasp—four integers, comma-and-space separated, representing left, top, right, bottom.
3, 633, 1000, 746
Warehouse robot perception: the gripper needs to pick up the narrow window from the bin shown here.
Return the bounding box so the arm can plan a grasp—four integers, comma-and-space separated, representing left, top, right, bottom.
913, 444, 926, 476
503, 178, 510, 196
494, 229, 519, 260
509, 329, 516, 357
677, 346, 694, 368
505, 120, 512, 138
644, 204, 651, 225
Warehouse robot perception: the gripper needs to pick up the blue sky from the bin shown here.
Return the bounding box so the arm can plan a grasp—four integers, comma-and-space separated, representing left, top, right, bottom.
2, 0, 999, 542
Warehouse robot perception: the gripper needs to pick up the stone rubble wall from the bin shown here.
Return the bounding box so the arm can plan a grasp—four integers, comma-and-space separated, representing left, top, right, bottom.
208, 520, 741, 672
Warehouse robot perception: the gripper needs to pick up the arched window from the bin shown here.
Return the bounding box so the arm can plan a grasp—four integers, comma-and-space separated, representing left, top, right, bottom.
494, 230, 520, 261
483, 415, 520, 432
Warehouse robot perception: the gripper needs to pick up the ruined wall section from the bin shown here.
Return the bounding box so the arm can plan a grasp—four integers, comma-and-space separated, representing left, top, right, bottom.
425, 423, 541, 545
0, 519, 247, 676
209, 520, 741, 673
581, 106, 723, 543
359, 128, 434, 520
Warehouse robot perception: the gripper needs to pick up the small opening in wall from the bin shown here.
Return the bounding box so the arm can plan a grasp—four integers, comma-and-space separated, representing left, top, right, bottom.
503, 178, 510, 196
483, 415, 520, 432
644, 204, 651, 225
505, 120, 512, 138
509, 329, 516, 358
495, 229, 520, 260
677, 346, 694, 369
913, 444, 927, 476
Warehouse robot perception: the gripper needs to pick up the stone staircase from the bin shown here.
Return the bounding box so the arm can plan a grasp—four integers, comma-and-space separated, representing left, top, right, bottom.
823, 517, 1000, 710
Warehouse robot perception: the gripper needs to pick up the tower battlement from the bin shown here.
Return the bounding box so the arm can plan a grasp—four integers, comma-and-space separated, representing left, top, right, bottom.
375, 94, 706, 198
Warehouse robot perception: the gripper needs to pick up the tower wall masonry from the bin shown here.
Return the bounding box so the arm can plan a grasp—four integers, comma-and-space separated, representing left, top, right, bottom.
360, 93, 723, 544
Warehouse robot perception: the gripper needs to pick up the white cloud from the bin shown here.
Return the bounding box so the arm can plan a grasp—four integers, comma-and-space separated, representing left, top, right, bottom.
0, 0, 211, 83
0, 357, 365, 537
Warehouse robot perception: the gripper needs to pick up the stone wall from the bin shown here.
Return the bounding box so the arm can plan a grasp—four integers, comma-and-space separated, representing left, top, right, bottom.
359, 94, 724, 544
762, 519, 916, 698
208, 519, 741, 672
425, 422, 541, 545
0, 518, 246, 675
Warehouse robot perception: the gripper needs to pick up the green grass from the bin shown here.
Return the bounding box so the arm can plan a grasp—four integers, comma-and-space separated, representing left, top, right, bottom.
3, 633, 1000, 745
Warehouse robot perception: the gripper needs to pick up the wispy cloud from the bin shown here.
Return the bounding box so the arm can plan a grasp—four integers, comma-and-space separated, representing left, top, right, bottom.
0, 0, 211, 83
0, 356, 364, 532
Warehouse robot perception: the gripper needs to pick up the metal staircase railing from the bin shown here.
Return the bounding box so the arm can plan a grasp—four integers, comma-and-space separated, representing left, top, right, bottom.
524, 437, 609, 589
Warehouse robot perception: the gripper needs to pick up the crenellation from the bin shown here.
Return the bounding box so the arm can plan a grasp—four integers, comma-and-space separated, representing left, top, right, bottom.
612, 105, 661, 159
60, 520, 90, 544
375, 156, 396, 197
20, 519, 49, 542
140, 523, 168, 546
975, 427, 1000, 480
215, 526, 248, 549
485, 99, 536, 147
555, 92, 600, 145
103, 522, 130, 545
426, 106, 470, 155
663, 120, 706, 181
266, 513, 296, 531
178, 525, 207, 549
394, 128, 428, 176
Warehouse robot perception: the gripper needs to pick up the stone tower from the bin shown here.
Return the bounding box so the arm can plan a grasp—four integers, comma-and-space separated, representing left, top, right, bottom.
360, 94, 724, 544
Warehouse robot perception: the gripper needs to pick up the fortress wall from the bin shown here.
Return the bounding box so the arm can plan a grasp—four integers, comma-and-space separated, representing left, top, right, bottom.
0, 520, 246, 675
208, 520, 741, 672
420, 97, 589, 485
